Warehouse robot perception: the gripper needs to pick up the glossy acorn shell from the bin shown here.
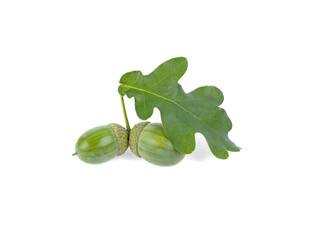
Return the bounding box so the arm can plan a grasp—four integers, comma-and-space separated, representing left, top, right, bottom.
75, 124, 128, 164
130, 122, 185, 166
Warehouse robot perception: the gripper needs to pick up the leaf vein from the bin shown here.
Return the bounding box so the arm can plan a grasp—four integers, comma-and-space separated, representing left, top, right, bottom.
176, 97, 217, 102
120, 83, 203, 122
146, 72, 173, 90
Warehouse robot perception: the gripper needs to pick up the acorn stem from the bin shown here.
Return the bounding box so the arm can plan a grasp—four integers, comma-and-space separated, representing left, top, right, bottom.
120, 96, 131, 132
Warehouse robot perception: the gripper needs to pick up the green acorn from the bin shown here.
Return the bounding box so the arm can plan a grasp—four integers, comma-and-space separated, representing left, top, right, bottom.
129, 122, 185, 166
73, 123, 128, 164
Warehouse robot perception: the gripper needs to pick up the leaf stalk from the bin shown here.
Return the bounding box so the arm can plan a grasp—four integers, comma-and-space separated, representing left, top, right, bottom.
120, 95, 130, 132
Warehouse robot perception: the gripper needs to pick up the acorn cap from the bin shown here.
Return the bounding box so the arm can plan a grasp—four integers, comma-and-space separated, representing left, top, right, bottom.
108, 123, 128, 156
129, 122, 150, 157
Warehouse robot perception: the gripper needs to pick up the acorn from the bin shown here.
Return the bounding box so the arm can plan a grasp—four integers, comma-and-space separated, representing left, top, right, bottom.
73, 123, 128, 164
129, 122, 185, 166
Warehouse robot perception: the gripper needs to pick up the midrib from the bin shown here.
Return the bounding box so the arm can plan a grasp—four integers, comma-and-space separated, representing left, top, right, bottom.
119, 83, 202, 121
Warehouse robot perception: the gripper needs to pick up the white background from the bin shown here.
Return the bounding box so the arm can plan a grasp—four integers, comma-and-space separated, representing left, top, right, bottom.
1, 0, 314, 239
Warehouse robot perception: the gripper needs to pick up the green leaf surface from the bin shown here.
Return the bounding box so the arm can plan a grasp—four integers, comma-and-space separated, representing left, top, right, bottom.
118, 57, 240, 159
